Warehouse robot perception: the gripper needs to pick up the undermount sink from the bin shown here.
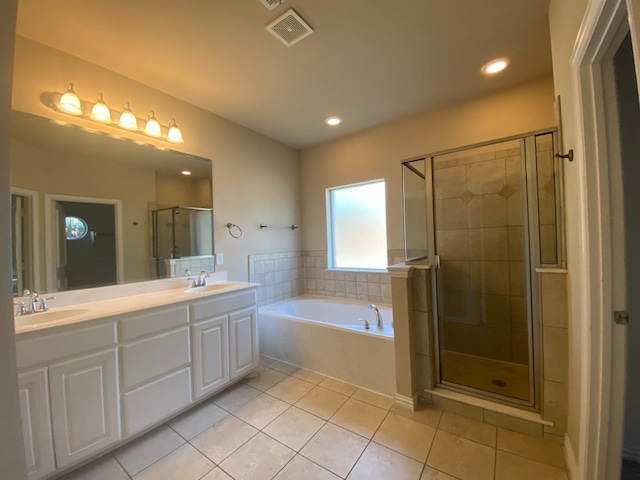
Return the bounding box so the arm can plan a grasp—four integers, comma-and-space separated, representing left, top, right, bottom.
184, 282, 236, 295
15, 308, 90, 327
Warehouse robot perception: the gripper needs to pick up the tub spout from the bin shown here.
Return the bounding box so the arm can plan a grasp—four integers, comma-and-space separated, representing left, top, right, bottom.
368, 304, 383, 329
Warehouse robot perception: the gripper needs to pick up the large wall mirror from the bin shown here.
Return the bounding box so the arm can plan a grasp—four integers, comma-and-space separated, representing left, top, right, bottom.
10, 111, 214, 296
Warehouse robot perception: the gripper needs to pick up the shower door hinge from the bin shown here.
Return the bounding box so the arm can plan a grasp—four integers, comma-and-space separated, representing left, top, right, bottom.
614, 310, 629, 325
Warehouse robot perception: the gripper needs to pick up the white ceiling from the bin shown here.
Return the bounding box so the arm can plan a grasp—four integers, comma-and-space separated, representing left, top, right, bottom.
16, 0, 552, 149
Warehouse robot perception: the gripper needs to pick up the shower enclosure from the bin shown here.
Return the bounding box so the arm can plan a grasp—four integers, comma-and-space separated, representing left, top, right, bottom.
402, 129, 562, 407
152, 206, 214, 278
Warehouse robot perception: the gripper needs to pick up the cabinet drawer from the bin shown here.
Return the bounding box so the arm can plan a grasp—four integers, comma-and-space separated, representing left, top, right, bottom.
122, 367, 192, 436
121, 327, 190, 390
190, 290, 256, 322
16, 322, 117, 370
119, 305, 188, 341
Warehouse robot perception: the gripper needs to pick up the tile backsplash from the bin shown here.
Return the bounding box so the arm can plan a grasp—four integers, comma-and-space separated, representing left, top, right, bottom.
249, 250, 404, 307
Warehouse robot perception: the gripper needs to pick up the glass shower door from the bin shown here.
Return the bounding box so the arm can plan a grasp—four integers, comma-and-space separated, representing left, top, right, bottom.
432, 139, 532, 403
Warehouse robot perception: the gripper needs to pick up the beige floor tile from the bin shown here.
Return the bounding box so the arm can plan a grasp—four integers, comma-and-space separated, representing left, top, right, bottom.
295, 386, 348, 420
352, 388, 394, 410
264, 406, 326, 451
234, 393, 290, 429
319, 377, 358, 396
133, 443, 214, 480
426, 430, 495, 480
260, 355, 277, 367
267, 376, 315, 404
347, 442, 423, 480
292, 368, 327, 385
390, 403, 443, 428
330, 398, 387, 438
274, 455, 340, 480
421, 466, 458, 480
245, 366, 288, 391
268, 360, 299, 375
191, 415, 258, 464
114, 425, 185, 476
300, 423, 369, 478
495, 450, 568, 480
438, 411, 496, 447
497, 428, 565, 469
59, 454, 128, 480
168, 401, 228, 440
201, 467, 234, 480
373, 412, 436, 462
219, 432, 295, 480
212, 383, 261, 412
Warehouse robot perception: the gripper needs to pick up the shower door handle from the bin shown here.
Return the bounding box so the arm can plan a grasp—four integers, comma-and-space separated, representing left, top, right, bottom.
434, 255, 441, 269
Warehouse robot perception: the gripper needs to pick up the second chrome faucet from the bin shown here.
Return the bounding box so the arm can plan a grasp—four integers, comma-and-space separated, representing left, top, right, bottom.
368, 304, 384, 329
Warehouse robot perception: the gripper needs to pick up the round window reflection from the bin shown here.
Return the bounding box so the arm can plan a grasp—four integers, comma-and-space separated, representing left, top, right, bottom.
65, 216, 88, 241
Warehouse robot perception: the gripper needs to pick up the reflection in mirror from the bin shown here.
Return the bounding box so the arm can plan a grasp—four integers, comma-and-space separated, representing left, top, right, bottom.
402, 158, 428, 262
10, 111, 214, 295
11, 191, 35, 297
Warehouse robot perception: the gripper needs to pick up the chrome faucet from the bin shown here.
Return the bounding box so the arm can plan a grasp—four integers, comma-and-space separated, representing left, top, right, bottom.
14, 290, 55, 315
368, 304, 383, 329
194, 271, 210, 287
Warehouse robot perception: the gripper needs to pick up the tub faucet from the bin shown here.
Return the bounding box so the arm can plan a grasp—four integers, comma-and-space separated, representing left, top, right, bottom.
368, 304, 383, 329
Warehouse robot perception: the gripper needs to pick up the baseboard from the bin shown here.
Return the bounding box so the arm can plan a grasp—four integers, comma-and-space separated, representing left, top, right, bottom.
624, 444, 640, 463
564, 434, 580, 480
394, 393, 418, 410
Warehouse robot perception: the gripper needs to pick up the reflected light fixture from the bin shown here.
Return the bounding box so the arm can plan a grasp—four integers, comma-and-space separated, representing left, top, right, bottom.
325, 116, 342, 126
167, 118, 184, 143
145, 110, 162, 137
58, 83, 83, 115
119, 102, 138, 130
181, 170, 192, 176
90, 93, 111, 123
481, 57, 510, 75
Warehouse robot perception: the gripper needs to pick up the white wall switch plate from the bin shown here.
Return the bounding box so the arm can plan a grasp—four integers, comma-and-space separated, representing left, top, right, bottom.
216, 253, 224, 265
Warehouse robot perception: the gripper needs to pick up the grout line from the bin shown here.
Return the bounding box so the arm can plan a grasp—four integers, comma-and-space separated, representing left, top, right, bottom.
111, 453, 133, 480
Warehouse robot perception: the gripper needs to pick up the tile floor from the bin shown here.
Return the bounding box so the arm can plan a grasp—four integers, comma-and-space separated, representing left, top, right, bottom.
59, 356, 568, 480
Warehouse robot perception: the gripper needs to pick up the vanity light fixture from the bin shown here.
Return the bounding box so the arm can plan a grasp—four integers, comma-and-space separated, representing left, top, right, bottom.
325, 116, 342, 126
90, 93, 111, 123
48, 83, 185, 144
481, 57, 510, 75
58, 83, 83, 115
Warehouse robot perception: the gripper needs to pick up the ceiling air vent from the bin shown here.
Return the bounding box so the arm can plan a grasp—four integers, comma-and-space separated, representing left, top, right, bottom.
259, 0, 285, 11
266, 9, 314, 47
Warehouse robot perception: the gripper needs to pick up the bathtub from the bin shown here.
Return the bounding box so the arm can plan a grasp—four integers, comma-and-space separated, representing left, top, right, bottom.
258, 296, 396, 395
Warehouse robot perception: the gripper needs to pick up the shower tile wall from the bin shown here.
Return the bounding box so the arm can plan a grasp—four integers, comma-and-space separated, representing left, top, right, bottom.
435, 146, 528, 365
248, 252, 304, 307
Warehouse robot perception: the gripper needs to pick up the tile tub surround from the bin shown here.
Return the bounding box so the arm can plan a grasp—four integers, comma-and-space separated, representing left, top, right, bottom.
59, 358, 569, 480
164, 256, 216, 278
249, 252, 304, 307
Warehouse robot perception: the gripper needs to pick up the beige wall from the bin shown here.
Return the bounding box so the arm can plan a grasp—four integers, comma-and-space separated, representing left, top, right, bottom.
299, 76, 555, 253
11, 37, 301, 282
155, 173, 212, 208
0, 0, 28, 478
548, 0, 589, 467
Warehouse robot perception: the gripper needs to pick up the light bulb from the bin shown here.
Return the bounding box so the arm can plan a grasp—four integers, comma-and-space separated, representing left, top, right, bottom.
481, 58, 510, 75
90, 93, 111, 122
119, 102, 138, 130
58, 83, 83, 115
167, 118, 184, 143
325, 116, 342, 126
145, 110, 162, 137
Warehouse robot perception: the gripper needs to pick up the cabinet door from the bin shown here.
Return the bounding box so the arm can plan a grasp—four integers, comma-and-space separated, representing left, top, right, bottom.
192, 315, 229, 399
229, 307, 258, 379
18, 369, 55, 480
49, 349, 120, 469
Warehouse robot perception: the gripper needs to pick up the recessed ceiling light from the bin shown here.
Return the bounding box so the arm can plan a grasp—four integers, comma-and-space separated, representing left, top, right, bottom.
481, 58, 510, 75
325, 116, 342, 126
181, 170, 192, 176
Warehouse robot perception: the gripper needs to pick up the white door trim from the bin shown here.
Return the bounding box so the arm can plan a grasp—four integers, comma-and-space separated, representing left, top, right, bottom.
571, 0, 637, 477
44, 194, 124, 291
10, 187, 41, 293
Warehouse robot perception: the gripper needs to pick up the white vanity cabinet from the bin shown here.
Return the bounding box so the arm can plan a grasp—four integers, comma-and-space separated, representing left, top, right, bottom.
192, 314, 229, 399
230, 307, 259, 379
18, 368, 55, 480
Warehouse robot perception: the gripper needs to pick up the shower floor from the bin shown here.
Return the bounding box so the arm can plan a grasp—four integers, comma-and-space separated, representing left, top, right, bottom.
440, 350, 530, 401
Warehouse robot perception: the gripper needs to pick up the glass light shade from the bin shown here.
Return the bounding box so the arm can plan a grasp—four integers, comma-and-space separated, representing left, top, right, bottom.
58, 83, 83, 115
119, 102, 138, 130
167, 118, 184, 143
145, 111, 162, 137
90, 93, 111, 122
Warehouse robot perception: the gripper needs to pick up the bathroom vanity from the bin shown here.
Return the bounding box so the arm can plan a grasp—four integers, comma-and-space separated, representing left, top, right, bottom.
14, 278, 259, 480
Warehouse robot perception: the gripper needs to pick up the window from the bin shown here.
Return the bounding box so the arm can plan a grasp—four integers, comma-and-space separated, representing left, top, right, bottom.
65, 216, 88, 240
327, 180, 388, 270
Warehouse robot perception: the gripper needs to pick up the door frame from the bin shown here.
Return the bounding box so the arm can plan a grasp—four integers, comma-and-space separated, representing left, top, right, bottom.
10, 187, 41, 293
44, 194, 124, 291
571, 0, 640, 477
